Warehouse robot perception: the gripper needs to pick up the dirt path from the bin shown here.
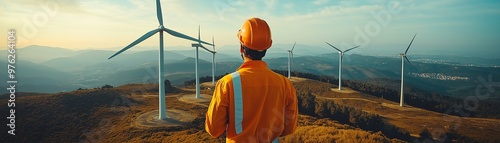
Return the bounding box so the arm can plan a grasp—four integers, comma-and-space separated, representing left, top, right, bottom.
132, 109, 195, 128
177, 94, 212, 107
321, 96, 424, 112
289, 77, 308, 82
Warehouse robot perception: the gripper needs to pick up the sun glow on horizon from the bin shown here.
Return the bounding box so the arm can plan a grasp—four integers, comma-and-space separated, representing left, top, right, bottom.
0, 0, 498, 55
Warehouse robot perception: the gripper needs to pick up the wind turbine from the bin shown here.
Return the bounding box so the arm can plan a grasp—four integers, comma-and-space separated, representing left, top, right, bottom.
325, 42, 360, 90
191, 26, 215, 99
211, 36, 217, 85
108, 0, 213, 119
399, 33, 417, 107
287, 42, 297, 79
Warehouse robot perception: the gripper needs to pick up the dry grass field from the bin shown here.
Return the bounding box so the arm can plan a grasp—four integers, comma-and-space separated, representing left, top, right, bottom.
1, 78, 498, 142
294, 77, 500, 142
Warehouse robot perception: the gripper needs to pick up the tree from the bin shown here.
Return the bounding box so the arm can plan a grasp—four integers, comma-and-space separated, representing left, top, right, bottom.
315, 100, 330, 118
419, 128, 433, 141
101, 84, 113, 89
164, 79, 179, 93
297, 92, 316, 115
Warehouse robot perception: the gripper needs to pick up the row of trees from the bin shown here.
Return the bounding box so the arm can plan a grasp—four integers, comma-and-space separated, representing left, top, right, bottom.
182, 70, 335, 88
272, 70, 500, 119
80, 79, 180, 94
417, 128, 478, 143
297, 91, 412, 141
77, 84, 114, 91
273, 70, 337, 84
180, 70, 499, 119
342, 79, 500, 119
183, 74, 227, 87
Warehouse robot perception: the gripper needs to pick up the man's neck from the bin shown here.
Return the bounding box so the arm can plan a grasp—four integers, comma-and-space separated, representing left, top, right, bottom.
242, 53, 253, 62
243, 57, 253, 62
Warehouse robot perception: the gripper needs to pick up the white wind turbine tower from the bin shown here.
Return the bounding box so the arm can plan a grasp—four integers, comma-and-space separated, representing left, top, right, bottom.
210, 36, 217, 85
326, 42, 360, 90
287, 42, 297, 79
191, 26, 215, 99
108, 0, 213, 119
399, 33, 417, 107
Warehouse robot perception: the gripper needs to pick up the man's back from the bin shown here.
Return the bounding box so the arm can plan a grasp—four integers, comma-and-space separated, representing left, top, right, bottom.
205, 60, 298, 142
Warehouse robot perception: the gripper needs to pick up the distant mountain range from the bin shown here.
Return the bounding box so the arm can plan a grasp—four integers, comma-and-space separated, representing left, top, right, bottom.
1, 45, 499, 98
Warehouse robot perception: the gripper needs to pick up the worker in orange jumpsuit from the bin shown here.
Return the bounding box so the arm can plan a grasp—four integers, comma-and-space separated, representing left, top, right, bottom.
205, 17, 298, 143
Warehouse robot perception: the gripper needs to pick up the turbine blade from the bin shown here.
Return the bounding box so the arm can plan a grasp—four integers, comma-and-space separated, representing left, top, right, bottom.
199, 44, 215, 53
326, 42, 342, 52
291, 42, 297, 51
404, 56, 414, 67
108, 28, 159, 59
156, 0, 163, 25
163, 27, 214, 46
405, 33, 417, 54
344, 45, 360, 53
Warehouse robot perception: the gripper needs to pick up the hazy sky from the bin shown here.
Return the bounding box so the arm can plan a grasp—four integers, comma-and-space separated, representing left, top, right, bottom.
1, 0, 499, 55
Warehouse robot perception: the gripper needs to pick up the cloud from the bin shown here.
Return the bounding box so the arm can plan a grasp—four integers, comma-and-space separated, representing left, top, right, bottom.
313, 0, 328, 5
283, 3, 294, 9
283, 4, 382, 23
1, 0, 497, 51
265, 0, 278, 8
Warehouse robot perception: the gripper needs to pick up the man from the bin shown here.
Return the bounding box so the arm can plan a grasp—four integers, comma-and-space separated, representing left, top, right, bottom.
205, 17, 298, 143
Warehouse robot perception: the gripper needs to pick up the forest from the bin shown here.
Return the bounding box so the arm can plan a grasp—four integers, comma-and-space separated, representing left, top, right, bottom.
186, 70, 500, 119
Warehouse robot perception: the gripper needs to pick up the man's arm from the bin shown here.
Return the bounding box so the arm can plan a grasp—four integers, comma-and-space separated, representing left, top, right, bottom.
205, 79, 229, 137
281, 81, 298, 136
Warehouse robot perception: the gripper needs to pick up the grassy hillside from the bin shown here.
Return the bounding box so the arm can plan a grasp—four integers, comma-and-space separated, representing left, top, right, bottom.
0, 89, 126, 142
291, 77, 499, 142
1, 82, 411, 142
3, 75, 499, 142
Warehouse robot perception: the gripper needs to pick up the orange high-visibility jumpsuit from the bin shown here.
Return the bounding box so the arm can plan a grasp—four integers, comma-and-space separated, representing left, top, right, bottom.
205, 60, 298, 143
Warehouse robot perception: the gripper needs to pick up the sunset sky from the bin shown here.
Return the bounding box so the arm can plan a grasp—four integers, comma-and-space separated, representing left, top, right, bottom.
1, 0, 499, 56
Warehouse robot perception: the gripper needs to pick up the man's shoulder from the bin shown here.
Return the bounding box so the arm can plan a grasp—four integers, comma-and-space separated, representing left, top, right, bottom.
269, 71, 291, 81
218, 72, 239, 83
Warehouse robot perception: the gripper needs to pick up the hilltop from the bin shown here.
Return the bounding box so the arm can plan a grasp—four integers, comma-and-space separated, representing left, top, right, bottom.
291, 77, 500, 142
1, 75, 499, 142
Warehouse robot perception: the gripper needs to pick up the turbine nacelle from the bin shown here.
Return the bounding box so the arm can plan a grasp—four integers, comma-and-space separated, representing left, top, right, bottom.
192, 43, 201, 47
191, 26, 216, 53
325, 41, 360, 90
211, 36, 216, 52
325, 42, 359, 54
287, 42, 297, 79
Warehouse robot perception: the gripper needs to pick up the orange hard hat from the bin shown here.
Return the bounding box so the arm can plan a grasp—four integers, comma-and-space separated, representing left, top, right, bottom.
237, 18, 272, 51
